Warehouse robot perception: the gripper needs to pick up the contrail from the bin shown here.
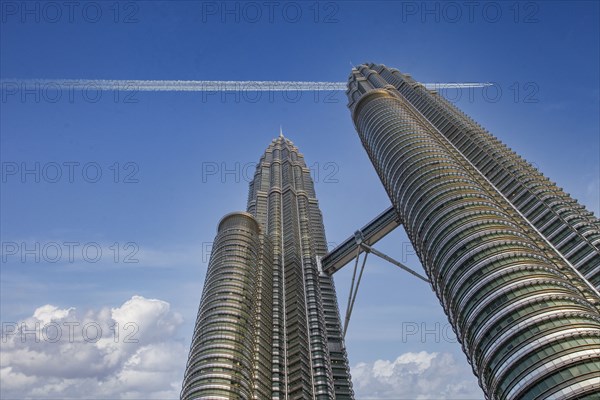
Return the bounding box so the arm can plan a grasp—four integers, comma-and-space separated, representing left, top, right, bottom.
0, 79, 492, 91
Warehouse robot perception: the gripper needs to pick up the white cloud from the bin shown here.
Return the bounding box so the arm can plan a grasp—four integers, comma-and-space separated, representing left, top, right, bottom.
1, 296, 186, 399
351, 351, 483, 399
2, 299, 485, 399
32, 305, 75, 325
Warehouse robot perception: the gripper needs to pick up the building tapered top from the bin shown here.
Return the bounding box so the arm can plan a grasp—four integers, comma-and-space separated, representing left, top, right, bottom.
183, 134, 354, 400
246, 134, 354, 399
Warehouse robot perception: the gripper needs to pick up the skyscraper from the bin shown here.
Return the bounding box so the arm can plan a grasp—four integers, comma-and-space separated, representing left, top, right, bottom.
181, 135, 353, 399
346, 63, 600, 399
363, 64, 600, 289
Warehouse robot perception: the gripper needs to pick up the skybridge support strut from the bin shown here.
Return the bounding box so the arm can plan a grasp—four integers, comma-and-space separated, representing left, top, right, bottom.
330, 208, 430, 336
361, 243, 429, 283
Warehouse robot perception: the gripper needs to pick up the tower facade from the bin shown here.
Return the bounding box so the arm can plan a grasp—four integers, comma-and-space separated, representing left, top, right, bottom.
347, 63, 600, 399
182, 136, 353, 399
357, 63, 600, 289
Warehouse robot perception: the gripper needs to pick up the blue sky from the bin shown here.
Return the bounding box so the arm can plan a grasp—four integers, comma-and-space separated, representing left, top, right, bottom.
1, 1, 599, 398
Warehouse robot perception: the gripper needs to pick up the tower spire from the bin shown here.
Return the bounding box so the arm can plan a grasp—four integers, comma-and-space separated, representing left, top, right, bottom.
279, 125, 284, 138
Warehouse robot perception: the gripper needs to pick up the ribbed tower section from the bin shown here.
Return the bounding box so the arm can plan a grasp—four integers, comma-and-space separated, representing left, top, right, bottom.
363, 63, 600, 289
182, 137, 353, 400
181, 212, 270, 399
247, 136, 353, 400
347, 65, 600, 400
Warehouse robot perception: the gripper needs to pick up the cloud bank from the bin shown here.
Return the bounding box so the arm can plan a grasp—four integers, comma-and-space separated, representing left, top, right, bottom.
1, 296, 186, 399
3, 298, 484, 399
351, 351, 483, 399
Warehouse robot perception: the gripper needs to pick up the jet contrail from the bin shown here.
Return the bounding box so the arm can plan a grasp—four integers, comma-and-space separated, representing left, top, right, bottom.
0, 79, 492, 91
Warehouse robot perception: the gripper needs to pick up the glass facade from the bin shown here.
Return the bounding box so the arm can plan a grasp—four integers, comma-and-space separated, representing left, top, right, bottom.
347, 64, 600, 400
182, 138, 353, 399
181, 212, 266, 399
247, 136, 353, 400
365, 63, 600, 289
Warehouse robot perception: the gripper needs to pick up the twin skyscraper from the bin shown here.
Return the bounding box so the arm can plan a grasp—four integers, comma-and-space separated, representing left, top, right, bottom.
181, 135, 354, 399
182, 64, 600, 399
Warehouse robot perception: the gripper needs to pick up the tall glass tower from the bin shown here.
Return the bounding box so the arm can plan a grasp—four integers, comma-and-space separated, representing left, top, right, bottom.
181, 135, 353, 400
347, 63, 600, 399
358, 63, 600, 289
